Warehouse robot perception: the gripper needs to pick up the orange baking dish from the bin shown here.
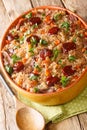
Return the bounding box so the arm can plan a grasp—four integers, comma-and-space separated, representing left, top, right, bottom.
0, 6, 87, 105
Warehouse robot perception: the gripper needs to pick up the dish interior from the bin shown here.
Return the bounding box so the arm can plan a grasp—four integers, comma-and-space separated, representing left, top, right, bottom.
1, 6, 87, 94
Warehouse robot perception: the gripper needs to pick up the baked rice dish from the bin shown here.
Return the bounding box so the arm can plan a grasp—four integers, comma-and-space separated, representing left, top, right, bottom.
2, 8, 87, 93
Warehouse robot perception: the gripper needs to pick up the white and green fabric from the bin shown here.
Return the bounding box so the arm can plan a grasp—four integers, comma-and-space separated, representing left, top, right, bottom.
19, 86, 87, 123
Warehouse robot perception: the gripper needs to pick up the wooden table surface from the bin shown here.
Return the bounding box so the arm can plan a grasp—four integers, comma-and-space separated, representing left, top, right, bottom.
0, 0, 87, 130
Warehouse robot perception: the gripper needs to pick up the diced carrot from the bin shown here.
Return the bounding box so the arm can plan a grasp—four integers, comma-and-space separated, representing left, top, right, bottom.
76, 65, 80, 69
73, 75, 78, 79
17, 80, 22, 86
84, 31, 87, 37
81, 23, 84, 28
82, 48, 86, 53
44, 15, 51, 24
27, 33, 34, 39
30, 80, 38, 87
28, 33, 33, 37
75, 20, 84, 28
41, 29, 45, 34
6, 40, 10, 44
32, 9, 37, 15
33, 68, 39, 75
54, 39, 60, 45
26, 87, 30, 92
21, 27, 27, 32
33, 28, 38, 33
22, 58, 27, 64
42, 58, 50, 66
50, 21, 55, 27
45, 15, 51, 21
45, 69, 51, 77
76, 20, 81, 25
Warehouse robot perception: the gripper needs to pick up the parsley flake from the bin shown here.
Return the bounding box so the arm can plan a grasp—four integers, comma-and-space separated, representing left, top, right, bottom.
60, 76, 69, 87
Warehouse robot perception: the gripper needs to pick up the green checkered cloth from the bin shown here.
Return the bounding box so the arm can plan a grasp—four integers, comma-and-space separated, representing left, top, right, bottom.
18, 86, 87, 123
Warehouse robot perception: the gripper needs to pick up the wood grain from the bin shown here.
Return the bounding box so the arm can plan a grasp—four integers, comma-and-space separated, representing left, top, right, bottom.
0, 0, 11, 129
0, 85, 6, 130
0, 0, 32, 130
0, 82, 19, 130
0, 0, 10, 40
46, 116, 81, 130
30, 1, 87, 129
30, 0, 63, 7
2, 0, 32, 21
78, 114, 87, 130
0, 0, 87, 130
62, 0, 87, 22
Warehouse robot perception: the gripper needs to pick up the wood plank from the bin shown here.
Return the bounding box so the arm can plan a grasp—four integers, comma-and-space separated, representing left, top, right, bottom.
0, 83, 6, 130
0, 0, 13, 127
62, 0, 87, 22
0, 0, 10, 40
78, 114, 87, 130
31, 0, 63, 7
46, 116, 81, 130
30, 1, 83, 129
2, 0, 32, 21
0, 1, 32, 130
1, 82, 19, 130
0, 0, 87, 130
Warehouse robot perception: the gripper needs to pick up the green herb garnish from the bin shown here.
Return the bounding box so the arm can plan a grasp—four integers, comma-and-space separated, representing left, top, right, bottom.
24, 30, 31, 36
85, 50, 87, 54
68, 55, 76, 62
19, 36, 25, 44
52, 49, 61, 60
61, 21, 70, 32
30, 74, 38, 80
10, 29, 16, 35
29, 48, 34, 56
33, 87, 39, 93
40, 39, 48, 45
32, 23, 38, 29
25, 12, 32, 19
30, 37, 37, 45
60, 76, 69, 87
53, 13, 61, 21
58, 59, 62, 64
42, 12, 45, 16
72, 37, 77, 43
35, 65, 41, 71
76, 32, 84, 38
11, 54, 21, 63
5, 65, 13, 75
14, 45, 20, 49
79, 33, 83, 38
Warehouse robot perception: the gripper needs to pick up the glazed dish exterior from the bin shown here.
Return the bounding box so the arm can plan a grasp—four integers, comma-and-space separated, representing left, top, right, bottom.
0, 6, 87, 105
